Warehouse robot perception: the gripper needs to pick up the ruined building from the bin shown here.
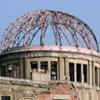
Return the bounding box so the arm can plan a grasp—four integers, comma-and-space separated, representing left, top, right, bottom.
0, 10, 100, 100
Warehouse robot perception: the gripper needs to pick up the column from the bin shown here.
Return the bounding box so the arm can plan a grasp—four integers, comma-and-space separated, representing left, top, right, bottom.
38, 61, 40, 73
24, 57, 30, 80
88, 60, 92, 85
65, 57, 69, 77
82, 64, 83, 83
58, 57, 60, 80
19, 59, 24, 79
92, 61, 95, 85
48, 61, 51, 81
58, 57, 64, 80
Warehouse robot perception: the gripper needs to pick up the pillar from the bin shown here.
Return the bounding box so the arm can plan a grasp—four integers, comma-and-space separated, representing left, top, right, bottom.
24, 57, 30, 80
88, 60, 92, 85
92, 61, 95, 85
48, 61, 51, 81
82, 64, 83, 83
65, 57, 69, 77
58, 57, 64, 80
38, 61, 40, 73
19, 59, 24, 79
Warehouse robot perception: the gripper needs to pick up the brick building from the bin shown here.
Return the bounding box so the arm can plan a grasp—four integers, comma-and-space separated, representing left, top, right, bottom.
0, 10, 100, 100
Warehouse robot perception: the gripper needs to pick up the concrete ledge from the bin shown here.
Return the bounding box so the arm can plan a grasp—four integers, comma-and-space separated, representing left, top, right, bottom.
2, 45, 100, 56
0, 77, 49, 88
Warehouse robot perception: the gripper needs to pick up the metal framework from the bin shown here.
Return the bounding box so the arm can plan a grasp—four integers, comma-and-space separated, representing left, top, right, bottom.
0, 10, 99, 52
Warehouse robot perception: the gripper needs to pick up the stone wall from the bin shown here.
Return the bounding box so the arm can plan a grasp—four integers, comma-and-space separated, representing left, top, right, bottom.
0, 77, 77, 100
37, 82, 77, 100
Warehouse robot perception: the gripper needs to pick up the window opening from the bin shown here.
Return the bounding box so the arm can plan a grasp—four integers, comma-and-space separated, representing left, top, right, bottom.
83, 64, 87, 83
51, 61, 57, 80
2, 96, 11, 100
1, 66, 6, 77
69, 63, 74, 81
40, 61, 48, 73
30, 61, 38, 80
7, 65, 12, 77
76, 64, 81, 82
13, 64, 19, 78
31, 61, 38, 72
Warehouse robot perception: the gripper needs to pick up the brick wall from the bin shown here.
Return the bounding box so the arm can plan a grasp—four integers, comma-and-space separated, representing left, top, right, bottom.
37, 82, 76, 100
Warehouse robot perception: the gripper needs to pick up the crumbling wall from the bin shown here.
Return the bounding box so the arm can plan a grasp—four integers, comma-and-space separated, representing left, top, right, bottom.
37, 82, 77, 100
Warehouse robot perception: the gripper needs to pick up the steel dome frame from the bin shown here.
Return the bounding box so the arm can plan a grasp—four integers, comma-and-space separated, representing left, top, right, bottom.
0, 10, 99, 52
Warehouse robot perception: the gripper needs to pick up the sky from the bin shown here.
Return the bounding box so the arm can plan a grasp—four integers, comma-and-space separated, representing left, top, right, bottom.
0, 0, 100, 45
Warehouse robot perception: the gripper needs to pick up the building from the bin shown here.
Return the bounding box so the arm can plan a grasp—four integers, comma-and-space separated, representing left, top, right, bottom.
0, 10, 100, 100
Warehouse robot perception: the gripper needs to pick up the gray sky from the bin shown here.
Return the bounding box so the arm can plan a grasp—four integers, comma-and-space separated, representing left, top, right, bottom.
0, 0, 100, 44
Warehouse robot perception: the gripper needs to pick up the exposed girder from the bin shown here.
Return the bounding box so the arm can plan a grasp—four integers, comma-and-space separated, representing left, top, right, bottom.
0, 10, 99, 53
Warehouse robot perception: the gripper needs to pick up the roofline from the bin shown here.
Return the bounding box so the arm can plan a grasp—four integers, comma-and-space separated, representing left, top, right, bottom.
1, 45, 100, 56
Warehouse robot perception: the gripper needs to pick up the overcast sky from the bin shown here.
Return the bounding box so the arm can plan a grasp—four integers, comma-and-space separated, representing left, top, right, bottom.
0, 0, 100, 44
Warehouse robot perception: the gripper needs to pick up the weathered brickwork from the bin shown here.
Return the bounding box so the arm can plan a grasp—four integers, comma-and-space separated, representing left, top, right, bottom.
37, 83, 76, 100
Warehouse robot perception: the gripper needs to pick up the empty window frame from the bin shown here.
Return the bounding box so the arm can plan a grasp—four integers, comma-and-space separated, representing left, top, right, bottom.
95, 67, 98, 86
2, 96, 11, 100
69, 63, 74, 81
31, 61, 38, 72
13, 64, 19, 78
1, 66, 6, 77
76, 64, 81, 82
1, 65, 12, 77
40, 61, 48, 73
83, 64, 87, 83
51, 61, 58, 80
7, 65, 12, 77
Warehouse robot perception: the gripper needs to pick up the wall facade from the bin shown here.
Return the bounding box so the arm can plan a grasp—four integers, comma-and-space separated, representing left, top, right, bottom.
0, 46, 100, 100
0, 77, 76, 100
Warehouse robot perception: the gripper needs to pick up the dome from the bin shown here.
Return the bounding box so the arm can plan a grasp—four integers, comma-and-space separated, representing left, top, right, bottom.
0, 10, 99, 53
